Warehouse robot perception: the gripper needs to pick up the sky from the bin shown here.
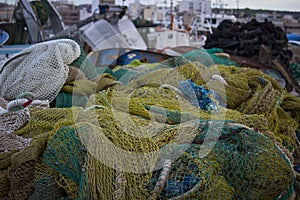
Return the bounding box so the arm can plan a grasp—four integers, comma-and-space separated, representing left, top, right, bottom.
224, 0, 300, 12
117, 0, 300, 12
3, 0, 300, 12
116, 0, 300, 12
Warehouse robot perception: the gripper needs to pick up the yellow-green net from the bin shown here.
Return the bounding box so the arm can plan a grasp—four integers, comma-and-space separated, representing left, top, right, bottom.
28, 109, 295, 199
1, 58, 299, 199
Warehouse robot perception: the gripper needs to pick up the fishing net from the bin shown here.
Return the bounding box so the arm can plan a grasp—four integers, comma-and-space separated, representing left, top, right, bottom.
54, 92, 89, 108
0, 106, 79, 199
0, 39, 81, 102
30, 0, 50, 25
290, 62, 300, 81
84, 68, 296, 198
76, 108, 159, 200
54, 73, 118, 108
48, 37, 99, 108
66, 66, 87, 83
0, 108, 30, 134
28, 163, 67, 200
0, 169, 9, 198
181, 48, 238, 67
0, 97, 7, 110
0, 53, 299, 199
61, 79, 96, 95
6, 132, 49, 200
50, 37, 118, 109
13, 102, 293, 200
14, 98, 291, 200
113, 67, 138, 83
68, 39, 99, 80
13, 107, 81, 138
0, 132, 31, 155
119, 61, 299, 153
146, 122, 294, 200
42, 125, 87, 197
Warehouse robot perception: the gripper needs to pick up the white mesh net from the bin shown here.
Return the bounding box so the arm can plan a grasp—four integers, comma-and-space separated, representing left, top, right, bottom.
0, 131, 31, 153
0, 39, 81, 102
0, 108, 30, 135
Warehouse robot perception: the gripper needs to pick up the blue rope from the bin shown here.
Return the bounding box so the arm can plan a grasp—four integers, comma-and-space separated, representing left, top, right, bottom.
177, 79, 218, 112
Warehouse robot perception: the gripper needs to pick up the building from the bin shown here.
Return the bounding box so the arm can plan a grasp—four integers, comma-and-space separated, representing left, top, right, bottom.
179, 0, 211, 14
143, 5, 155, 20
282, 15, 300, 34
51, 1, 80, 26
154, 7, 165, 22
92, 0, 116, 11
128, 0, 144, 19
99, 0, 115, 5
0, 3, 15, 22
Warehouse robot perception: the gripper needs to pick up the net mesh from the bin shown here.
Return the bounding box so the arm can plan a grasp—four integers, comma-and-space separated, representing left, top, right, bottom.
66, 66, 87, 83
68, 39, 99, 80
14, 105, 294, 200
0, 39, 81, 102
0, 57, 298, 199
0, 108, 30, 134
6, 132, 49, 200
0, 169, 9, 199
147, 123, 294, 200
181, 48, 238, 67
28, 163, 67, 200
0, 97, 7, 110
42, 125, 87, 197
0, 131, 31, 154
290, 62, 300, 81
118, 62, 299, 152
13, 107, 78, 138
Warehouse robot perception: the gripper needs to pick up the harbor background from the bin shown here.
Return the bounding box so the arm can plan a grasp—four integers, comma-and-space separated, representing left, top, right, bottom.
1, 0, 300, 34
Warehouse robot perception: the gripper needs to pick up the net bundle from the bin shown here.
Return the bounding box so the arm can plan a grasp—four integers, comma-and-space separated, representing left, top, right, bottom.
0, 55, 299, 199
122, 60, 299, 153
147, 122, 294, 200
0, 107, 80, 199
0, 39, 81, 102
4, 133, 49, 200
12, 100, 294, 200
15, 102, 293, 200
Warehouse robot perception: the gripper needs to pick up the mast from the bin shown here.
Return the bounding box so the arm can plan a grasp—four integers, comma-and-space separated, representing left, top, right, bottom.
236, 0, 240, 18
170, 0, 174, 30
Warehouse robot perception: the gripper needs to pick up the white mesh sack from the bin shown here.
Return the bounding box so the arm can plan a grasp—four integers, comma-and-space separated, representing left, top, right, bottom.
0, 39, 81, 102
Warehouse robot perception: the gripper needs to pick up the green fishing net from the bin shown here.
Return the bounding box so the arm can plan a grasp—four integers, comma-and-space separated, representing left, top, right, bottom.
67, 38, 98, 80
1, 56, 299, 199
290, 62, 300, 81
181, 48, 238, 67
147, 122, 294, 200
15, 105, 295, 199
55, 92, 88, 108
28, 163, 67, 200
19, 104, 293, 200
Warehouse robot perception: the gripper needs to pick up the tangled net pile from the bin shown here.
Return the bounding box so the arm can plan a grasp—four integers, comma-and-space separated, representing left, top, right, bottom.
1, 44, 300, 199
